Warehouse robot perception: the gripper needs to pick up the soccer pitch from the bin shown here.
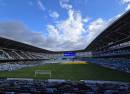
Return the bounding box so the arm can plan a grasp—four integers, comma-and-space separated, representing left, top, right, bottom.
0, 62, 130, 82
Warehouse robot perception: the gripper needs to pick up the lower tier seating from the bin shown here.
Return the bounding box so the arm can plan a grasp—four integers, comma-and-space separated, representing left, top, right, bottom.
0, 79, 129, 94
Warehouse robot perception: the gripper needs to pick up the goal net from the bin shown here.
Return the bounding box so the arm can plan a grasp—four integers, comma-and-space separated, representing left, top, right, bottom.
34, 70, 51, 79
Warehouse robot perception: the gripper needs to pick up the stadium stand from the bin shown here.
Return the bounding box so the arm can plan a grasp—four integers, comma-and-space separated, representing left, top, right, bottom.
0, 10, 130, 93
81, 10, 130, 74
0, 36, 58, 71
80, 57, 130, 73
0, 78, 129, 94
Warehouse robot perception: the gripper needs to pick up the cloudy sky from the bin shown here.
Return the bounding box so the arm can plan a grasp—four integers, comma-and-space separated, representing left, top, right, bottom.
0, 0, 130, 51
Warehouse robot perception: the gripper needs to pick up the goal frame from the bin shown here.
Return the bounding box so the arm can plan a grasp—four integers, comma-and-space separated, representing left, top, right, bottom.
34, 70, 51, 79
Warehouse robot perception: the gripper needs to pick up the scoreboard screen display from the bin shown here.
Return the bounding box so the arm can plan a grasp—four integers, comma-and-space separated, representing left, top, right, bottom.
64, 52, 76, 56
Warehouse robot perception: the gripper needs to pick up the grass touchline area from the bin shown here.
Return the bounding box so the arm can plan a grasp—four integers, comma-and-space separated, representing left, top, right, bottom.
0, 62, 129, 82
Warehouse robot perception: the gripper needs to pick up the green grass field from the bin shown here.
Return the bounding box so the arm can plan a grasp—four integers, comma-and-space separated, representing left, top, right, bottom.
0, 62, 130, 82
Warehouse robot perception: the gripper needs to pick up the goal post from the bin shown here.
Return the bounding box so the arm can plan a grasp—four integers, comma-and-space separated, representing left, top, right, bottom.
34, 70, 51, 79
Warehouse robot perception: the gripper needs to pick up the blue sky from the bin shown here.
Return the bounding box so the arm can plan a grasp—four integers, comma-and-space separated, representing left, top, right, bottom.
0, 0, 130, 51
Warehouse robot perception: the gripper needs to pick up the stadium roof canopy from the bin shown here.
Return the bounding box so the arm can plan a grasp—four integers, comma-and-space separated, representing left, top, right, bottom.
84, 10, 130, 52
0, 37, 53, 53
0, 36, 85, 53
0, 36, 84, 53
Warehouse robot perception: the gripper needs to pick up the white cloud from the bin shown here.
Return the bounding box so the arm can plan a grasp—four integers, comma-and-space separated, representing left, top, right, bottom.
47, 25, 60, 40
59, 0, 72, 10
46, 9, 86, 51
0, 8, 119, 51
0, 22, 47, 48
56, 10, 85, 42
85, 12, 123, 46
0, 12, 121, 51
122, 0, 130, 3
37, 0, 45, 11
83, 17, 90, 23
45, 9, 112, 51
121, 0, 130, 11
46, 8, 122, 51
88, 18, 106, 32
0, 0, 124, 51
126, 4, 130, 10
86, 18, 109, 45
49, 11, 59, 19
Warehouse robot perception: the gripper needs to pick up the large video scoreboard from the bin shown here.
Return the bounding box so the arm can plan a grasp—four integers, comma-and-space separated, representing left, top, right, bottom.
64, 52, 76, 57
